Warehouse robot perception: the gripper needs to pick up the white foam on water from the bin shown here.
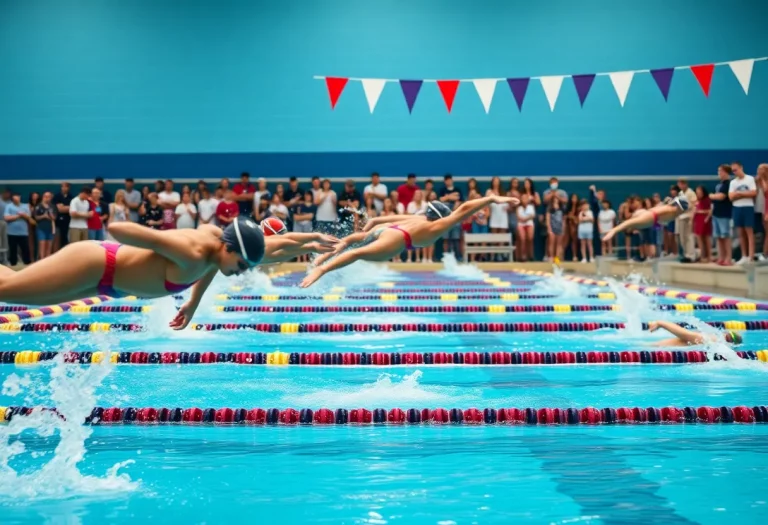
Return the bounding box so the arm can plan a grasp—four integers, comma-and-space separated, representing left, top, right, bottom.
232, 268, 277, 292
437, 253, 488, 280
606, 277, 657, 336
0, 335, 138, 501
530, 266, 582, 298
288, 370, 474, 407
677, 314, 755, 370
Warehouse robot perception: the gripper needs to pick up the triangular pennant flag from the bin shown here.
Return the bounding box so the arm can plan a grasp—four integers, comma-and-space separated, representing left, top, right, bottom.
506, 78, 530, 111
608, 71, 634, 107
690, 64, 715, 96
472, 79, 497, 113
399, 80, 423, 113
572, 74, 596, 107
539, 75, 565, 111
650, 68, 674, 101
324, 77, 348, 109
361, 79, 386, 113
436, 80, 460, 113
729, 59, 754, 94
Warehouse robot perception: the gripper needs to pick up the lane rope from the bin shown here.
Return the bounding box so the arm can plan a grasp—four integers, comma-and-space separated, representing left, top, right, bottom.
1, 405, 765, 425
4, 349, 766, 365
186, 293, 617, 301
0, 296, 112, 325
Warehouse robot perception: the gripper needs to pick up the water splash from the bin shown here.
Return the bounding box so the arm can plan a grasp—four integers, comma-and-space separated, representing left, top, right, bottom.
530, 266, 582, 298
288, 371, 472, 407
606, 277, 656, 336
0, 343, 138, 500
437, 253, 488, 280
677, 314, 753, 369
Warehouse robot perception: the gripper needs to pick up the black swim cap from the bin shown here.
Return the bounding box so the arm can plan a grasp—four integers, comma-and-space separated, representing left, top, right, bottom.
222, 217, 265, 265
425, 200, 452, 221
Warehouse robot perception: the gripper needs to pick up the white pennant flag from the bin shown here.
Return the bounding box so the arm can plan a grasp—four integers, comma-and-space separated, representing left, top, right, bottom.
539, 76, 564, 111
361, 78, 387, 113
728, 59, 754, 95
472, 79, 497, 113
608, 71, 634, 107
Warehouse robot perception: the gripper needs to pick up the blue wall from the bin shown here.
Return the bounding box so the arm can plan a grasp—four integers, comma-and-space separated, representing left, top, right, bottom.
0, 0, 766, 181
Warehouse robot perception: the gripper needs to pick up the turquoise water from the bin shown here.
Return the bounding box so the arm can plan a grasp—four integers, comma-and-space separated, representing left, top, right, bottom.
1, 269, 767, 524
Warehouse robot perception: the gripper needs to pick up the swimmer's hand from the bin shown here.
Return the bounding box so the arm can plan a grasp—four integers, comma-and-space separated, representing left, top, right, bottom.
493, 195, 520, 206
169, 301, 197, 330
647, 321, 660, 332
299, 267, 324, 288
306, 241, 336, 254
602, 229, 616, 242
315, 233, 340, 246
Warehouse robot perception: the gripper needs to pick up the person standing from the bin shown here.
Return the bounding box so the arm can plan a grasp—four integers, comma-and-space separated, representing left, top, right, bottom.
26, 192, 40, 261
87, 188, 107, 241
675, 178, 697, 262
577, 200, 595, 262
68, 186, 92, 243
197, 186, 219, 226
757, 164, 768, 260
216, 189, 239, 226
692, 186, 713, 263
233, 172, 256, 216
546, 199, 565, 261
0, 188, 9, 264
268, 193, 289, 222
439, 174, 463, 256
34, 191, 56, 260
174, 192, 198, 229
3, 193, 31, 267
123, 178, 142, 223
488, 177, 511, 261
314, 179, 338, 232
158, 179, 180, 230
729, 162, 757, 264
108, 189, 130, 230
363, 172, 388, 214
396, 173, 419, 209
598, 200, 616, 256
93, 177, 113, 204
711, 165, 733, 265
542, 177, 568, 208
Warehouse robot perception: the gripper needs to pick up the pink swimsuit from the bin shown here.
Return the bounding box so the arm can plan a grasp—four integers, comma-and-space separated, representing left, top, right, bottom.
97, 242, 198, 298
388, 225, 414, 250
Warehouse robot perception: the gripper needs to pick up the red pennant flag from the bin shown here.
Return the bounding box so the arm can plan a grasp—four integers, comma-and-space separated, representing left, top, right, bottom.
325, 77, 348, 109
690, 64, 715, 97
436, 80, 460, 113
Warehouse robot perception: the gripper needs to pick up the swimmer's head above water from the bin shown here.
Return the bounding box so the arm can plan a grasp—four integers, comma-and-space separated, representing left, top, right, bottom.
424, 200, 452, 221
724, 330, 743, 345
221, 217, 266, 275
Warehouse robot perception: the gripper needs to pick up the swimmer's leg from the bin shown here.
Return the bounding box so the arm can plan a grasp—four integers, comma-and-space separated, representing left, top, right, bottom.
0, 242, 105, 305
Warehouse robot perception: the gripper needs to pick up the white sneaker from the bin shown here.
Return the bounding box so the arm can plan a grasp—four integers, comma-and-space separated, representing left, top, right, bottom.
757, 254, 766, 262
580, 258, 587, 263
736, 257, 749, 266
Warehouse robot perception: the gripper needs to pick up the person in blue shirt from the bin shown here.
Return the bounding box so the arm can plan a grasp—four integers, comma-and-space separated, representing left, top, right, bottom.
3, 193, 32, 266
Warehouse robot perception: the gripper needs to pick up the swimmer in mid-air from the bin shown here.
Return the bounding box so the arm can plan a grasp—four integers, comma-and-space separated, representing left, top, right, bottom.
647, 320, 742, 347
300, 195, 520, 288
602, 197, 689, 242
0, 217, 338, 329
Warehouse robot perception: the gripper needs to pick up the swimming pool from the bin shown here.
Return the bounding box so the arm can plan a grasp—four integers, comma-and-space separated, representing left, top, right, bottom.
1, 265, 767, 524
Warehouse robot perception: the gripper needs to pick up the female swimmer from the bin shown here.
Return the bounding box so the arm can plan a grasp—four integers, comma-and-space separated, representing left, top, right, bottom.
300, 195, 519, 287
602, 196, 689, 242
647, 320, 742, 347
0, 217, 338, 329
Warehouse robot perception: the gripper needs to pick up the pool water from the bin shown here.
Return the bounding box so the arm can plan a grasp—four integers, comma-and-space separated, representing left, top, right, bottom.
1, 266, 767, 524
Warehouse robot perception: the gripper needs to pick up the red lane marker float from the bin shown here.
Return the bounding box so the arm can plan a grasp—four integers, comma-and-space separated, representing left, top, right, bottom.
3, 405, 764, 426
3, 349, 759, 365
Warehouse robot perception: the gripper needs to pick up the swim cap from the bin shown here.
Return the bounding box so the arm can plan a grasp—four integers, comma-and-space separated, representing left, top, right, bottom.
673, 196, 689, 212
725, 331, 743, 345
425, 200, 452, 221
260, 217, 287, 236
222, 217, 265, 265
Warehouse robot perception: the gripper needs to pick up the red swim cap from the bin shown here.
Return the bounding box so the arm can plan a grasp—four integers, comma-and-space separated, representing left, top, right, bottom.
260, 217, 287, 236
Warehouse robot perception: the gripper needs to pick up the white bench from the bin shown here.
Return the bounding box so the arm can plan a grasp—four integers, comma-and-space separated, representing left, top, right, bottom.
463, 233, 514, 262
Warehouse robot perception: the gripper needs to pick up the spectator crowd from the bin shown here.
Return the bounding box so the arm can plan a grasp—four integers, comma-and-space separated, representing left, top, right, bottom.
1, 163, 766, 268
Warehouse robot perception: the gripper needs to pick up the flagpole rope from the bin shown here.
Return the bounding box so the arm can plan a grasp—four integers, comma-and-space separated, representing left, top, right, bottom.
313, 56, 767, 82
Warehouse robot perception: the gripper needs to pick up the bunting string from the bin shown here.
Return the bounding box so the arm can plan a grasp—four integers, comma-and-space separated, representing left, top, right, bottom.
315, 56, 766, 113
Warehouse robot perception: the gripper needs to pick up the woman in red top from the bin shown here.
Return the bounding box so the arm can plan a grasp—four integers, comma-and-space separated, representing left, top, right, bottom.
692, 186, 712, 263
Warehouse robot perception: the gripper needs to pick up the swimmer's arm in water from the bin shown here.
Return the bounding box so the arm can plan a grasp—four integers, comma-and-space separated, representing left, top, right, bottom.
169, 268, 218, 330
261, 235, 338, 264
311, 231, 371, 267
107, 222, 203, 268
648, 320, 703, 345
280, 232, 340, 247
429, 195, 519, 234
265, 242, 336, 263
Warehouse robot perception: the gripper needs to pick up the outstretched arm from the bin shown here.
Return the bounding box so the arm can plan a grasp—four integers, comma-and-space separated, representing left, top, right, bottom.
648, 320, 703, 345
169, 268, 218, 330
108, 222, 204, 268
281, 232, 339, 245
264, 242, 336, 264
433, 196, 518, 232
300, 240, 395, 288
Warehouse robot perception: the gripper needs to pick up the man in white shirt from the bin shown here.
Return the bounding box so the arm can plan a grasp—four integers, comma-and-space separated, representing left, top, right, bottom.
674, 178, 698, 262
174, 192, 197, 229
197, 187, 219, 226
158, 179, 181, 229
123, 178, 142, 222
729, 161, 757, 264
252, 178, 271, 210
68, 186, 93, 243
363, 172, 387, 213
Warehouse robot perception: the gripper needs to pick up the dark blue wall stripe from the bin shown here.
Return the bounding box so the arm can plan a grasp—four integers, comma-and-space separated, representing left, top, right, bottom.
1, 150, 765, 181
